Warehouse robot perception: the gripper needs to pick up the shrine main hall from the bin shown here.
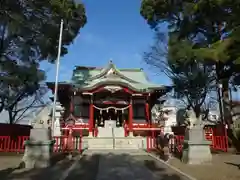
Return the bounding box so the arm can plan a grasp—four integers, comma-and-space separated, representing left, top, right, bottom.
47, 61, 170, 139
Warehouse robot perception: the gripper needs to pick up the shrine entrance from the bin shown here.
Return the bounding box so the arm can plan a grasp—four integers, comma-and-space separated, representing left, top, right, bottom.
93, 105, 130, 127
92, 90, 131, 128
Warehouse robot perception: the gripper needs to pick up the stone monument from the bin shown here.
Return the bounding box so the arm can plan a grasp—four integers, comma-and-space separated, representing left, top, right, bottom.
22, 113, 55, 169
52, 101, 64, 137
181, 110, 212, 165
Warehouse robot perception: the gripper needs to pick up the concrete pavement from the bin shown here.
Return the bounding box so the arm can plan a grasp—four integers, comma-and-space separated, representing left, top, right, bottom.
1, 150, 193, 180
64, 150, 192, 180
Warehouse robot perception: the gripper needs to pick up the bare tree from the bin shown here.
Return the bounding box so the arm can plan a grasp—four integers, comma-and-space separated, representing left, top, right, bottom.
144, 31, 216, 118
5, 85, 50, 124
144, 31, 170, 76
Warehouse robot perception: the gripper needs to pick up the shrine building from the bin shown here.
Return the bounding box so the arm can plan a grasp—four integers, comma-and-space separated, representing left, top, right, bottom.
47, 61, 171, 138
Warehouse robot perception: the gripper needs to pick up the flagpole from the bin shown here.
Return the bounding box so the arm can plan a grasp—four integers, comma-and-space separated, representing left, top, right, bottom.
51, 19, 64, 137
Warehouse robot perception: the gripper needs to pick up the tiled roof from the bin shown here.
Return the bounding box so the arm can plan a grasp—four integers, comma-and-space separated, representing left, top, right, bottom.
71, 61, 168, 92
47, 61, 171, 93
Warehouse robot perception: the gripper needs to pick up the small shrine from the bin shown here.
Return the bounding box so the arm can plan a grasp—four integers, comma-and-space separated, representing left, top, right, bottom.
46, 61, 171, 138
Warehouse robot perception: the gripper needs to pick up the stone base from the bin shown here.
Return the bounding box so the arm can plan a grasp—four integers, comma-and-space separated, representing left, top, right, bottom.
182, 144, 212, 165
22, 128, 55, 169
22, 140, 55, 169
97, 127, 113, 137
181, 126, 212, 165
128, 132, 134, 137
84, 137, 146, 150
88, 132, 93, 137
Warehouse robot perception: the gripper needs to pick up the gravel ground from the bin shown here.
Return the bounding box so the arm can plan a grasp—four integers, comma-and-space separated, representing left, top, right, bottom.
0, 154, 77, 180
0, 155, 23, 179
133, 155, 190, 180
0, 156, 22, 171
168, 154, 240, 180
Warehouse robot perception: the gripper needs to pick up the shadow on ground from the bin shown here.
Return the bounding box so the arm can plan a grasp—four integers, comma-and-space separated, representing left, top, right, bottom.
225, 162, 240, 169
140, 155, 190, 180
64, 154, 100, 180
0, 152, 191, 180
0, 152, 77, 180
79, 151, 190, 180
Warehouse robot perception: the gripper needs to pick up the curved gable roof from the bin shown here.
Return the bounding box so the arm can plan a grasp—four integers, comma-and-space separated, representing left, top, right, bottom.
88, 61, 139, 83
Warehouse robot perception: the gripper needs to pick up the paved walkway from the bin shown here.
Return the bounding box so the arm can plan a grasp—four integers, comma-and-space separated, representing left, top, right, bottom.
65, 150, 191, 180
97, 153, 156, 180
0, 150, 192, 180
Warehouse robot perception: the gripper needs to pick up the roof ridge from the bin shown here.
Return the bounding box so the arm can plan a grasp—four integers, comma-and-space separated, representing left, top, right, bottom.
118, 68, 143, 71
74, 66, 143, 71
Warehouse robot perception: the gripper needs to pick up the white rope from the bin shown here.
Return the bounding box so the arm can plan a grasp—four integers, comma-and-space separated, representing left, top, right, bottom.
93, 104, 130, 111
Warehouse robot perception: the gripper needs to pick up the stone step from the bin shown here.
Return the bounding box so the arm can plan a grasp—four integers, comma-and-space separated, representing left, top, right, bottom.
97, 127, 113, 137
113, 127, 125, 137
97, 127, 125, 137
86, 138, 114, 149
83, 137, 147, 150
114, 139, 141, 149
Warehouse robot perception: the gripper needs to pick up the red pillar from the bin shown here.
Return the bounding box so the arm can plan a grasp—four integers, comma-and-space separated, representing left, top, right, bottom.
89, 102, 94, 136
70, 95, 74, 113
145, 102, 149, 122
128, 98, 133, 136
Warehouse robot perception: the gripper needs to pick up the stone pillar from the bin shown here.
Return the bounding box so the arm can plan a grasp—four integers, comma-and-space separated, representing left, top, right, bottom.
22, 123, 55, 169
53, 102, 64, 137
164, 108, 177, 135
181, 115, 212, 165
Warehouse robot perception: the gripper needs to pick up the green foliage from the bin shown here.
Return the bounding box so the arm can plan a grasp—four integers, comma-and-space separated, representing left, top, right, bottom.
0, 0, 87, 120
140, 0, 240, 84
1, 0, 87, 63
171, 61, 214, 117
141, 0, 240, 149
144, 30, 215, 117
168, 34, 215, 116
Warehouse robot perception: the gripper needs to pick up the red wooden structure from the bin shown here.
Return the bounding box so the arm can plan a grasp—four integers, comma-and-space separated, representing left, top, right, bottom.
46, 62, 171, 137
0, 63, 228, 153
0, 135, 84, 153
0, 125, 228, 153
174, 125, 228, 153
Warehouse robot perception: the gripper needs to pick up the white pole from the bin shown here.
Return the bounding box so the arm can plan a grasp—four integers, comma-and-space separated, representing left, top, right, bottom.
51, 19, 64, 137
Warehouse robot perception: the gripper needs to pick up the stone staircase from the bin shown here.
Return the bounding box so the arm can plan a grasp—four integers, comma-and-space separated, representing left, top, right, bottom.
84, 120, 147, 150
113, 127, 125, 137
97, 127, 125, 137
85, 137, 114, 149
98, 120, 124, 138
97, 127, 114, 137
84, 136, 146, 150
114, 137, 145, 149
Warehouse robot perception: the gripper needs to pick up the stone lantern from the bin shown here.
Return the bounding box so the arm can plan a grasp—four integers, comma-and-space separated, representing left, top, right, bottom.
53, 101, 65, 137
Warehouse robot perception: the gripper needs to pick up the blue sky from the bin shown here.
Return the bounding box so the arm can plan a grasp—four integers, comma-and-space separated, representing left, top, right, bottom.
40, 0, 240, 100
40, 0, 171, 85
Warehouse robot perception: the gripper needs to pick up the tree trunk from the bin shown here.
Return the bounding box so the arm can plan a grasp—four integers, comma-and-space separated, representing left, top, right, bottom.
221, 79, 240, 152
194, 105, 201, 118
7, 106, 17, 124
222, 79, 232, 125
0, 103, 4, 114
8, 109, 14, 124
